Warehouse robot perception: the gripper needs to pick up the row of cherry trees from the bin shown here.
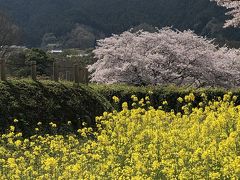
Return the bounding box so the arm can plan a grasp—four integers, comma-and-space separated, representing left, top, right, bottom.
88, 0, 240, 87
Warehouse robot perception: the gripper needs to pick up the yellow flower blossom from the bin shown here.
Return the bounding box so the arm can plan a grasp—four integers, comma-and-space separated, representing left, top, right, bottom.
0, 93, 239, 179
49, 122, 57, 128
42, 157, 57, 171
112, 96, 120, 103
162, 100, 168, 105
177, 97, 183, 103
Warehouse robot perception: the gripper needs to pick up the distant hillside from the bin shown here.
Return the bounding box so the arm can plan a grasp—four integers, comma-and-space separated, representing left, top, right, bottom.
1, 0, 240, 47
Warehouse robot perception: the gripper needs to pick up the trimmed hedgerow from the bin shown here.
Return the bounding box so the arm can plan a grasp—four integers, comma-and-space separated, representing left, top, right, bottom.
91, 84, 240, 111
2, 81, 240, 136
0, 80, 112, 135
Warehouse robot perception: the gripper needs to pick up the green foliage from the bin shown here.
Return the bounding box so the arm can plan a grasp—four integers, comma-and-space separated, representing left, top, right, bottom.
7, 49, 29, 77
91, 84, 238, 111
1, 81, 240, 137
1, 0, 240, 47
0, 80, 112, 136
48, 48, 95, 68
25, 48, 54, 76
7, 48, 55, 78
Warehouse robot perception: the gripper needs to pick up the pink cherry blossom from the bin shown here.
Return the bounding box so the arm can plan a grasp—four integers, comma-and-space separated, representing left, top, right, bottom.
88, 28, 240, 87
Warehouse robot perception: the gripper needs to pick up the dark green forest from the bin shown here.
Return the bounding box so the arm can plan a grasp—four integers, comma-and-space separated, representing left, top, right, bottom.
1, 0, 240, 47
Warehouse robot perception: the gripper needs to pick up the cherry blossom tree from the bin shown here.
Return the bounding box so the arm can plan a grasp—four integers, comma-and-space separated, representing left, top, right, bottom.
88, 28, 240, 87
211, 0, 240, 28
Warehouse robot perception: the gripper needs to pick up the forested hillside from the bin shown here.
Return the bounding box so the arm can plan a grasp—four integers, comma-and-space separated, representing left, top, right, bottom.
1, 0, 240, 47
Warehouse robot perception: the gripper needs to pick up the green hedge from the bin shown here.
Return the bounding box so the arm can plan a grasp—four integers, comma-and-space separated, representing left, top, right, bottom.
2, 81, 240, 136
0, 80, 112, 135
91, 84, 240, 111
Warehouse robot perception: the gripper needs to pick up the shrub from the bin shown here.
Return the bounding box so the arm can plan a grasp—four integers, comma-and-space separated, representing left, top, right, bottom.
0, 80, 112, 135
91, 84, 240, 111
0, 93, 240, 178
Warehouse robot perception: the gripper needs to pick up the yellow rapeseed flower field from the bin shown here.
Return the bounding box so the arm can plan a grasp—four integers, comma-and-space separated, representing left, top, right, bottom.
0, 93, 240, 179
